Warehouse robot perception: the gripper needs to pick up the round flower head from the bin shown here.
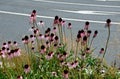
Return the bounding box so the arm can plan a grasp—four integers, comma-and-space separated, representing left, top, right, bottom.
93, 30, 98, 38
17, 75, 23, 79
53, 15, 59, 25
68, 23, 72, 29
99, 48, 104, 54
87, 30, 92, 37
24, 64, 30, 74
40, 45, 46, 54
59, 18, 62, 25
63, 70, 69, 79
24, 36, 29, 44
105, 19, 111, 27
84, 21, 90, 30
62, 20, 66, 26
39, 20, 44, 26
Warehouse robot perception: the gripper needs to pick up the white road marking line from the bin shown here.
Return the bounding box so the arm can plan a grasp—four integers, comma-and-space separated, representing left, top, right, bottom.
54, 9, 120, 15
33, 0, 120, 8
0, 10, 120, 25
96, 0, 120, 1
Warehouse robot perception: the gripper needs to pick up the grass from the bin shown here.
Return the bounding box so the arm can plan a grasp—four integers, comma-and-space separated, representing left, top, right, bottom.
0, 10, 119, 79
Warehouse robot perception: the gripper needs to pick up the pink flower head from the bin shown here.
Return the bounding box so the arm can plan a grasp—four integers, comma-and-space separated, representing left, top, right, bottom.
13, 41, 18, 47
40, 45, 46, 54
8, 41, 12, 47
46, 52, 54, 60
53, 16, 59, 25
99, 48, 104, 54
105, 19, 111, 27
52, 72, 57, 77
14, 48, 21, 57
3, 42, 8, 48
62, 20, 66, 26
87, 30, 92, 37
24, 64, 31, 74
38, 34, 44, 40
53, 27, 57, 33
93, 30, 98, 38
33, 29, 39, 35
84, 21, 90, 30
17, 75, 23, 79
38, 20, 44, 26
58, 18, 63, 25
86, 48, 90, 54
80, 29, 85, 38
68, 23, 72, 29
29, 26, 35, 32
22, 36, 29, 44
63, 70, 69, 79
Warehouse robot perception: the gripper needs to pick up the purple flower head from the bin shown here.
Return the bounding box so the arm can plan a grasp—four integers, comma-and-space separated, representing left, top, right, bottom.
68, 23, 72, 29
99, 48, 104, 54
84, 21, 90, 30
17, 75, 23, 79
106, 19, 111, 27
93, 30, 98, 38
24, 64, 30, 74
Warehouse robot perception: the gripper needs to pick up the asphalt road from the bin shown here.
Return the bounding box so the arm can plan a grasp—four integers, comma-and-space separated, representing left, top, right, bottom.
0, 0, 120, 64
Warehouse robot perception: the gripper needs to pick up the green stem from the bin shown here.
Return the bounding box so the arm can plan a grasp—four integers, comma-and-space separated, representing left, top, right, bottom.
75, 42, 79, 60
89, 38, 94, 48
102, 27, 110, 59
70, 29, 73, 50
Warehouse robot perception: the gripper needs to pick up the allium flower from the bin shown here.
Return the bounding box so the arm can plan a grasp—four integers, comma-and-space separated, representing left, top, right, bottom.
63, 70, 69, 79
84, 21, 90, 30
17, 75, 23, 79
99, 48, 104, 54
93, 30, 98, 38
24, 64, 31, 74
68, 23, 72, 29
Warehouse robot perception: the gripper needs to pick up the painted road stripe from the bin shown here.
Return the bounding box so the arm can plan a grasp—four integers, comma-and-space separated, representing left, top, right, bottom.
54, 9, 120, 15
33, 0, 120, 8
96, 0, 120, 1
0, 10, 120, 25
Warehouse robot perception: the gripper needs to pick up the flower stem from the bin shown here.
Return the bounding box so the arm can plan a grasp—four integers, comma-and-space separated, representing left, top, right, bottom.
102, 26, 110, 60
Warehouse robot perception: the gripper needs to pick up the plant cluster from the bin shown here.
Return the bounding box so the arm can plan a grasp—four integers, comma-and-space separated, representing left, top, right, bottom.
0, 10, 119, 79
